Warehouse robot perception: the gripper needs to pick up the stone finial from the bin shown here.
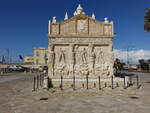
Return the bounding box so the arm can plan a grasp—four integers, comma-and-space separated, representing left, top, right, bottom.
74, 4, 84, 15
64, 12, 68, 20
74, 11, 77, 16
92, 13, 95, 19
104, 17, 109, 23
52, 16, 56, 23
48, 20, 51, 35
77, 4, 83, 11
110, 21, 113, 24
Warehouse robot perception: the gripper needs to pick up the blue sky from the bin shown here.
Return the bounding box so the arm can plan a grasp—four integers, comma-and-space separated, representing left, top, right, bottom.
0, 0, 150, 62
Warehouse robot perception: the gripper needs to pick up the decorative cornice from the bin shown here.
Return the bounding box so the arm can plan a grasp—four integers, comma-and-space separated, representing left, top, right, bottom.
48, 34, 115, 38
54, 14, 105, 25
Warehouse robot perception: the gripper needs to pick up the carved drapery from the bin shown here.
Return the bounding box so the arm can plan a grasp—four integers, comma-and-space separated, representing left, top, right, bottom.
88, 44, 95, 76
69, 44, 75, 77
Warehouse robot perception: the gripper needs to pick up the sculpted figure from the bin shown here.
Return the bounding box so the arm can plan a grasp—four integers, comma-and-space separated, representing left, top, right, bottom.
97, 49, 104, 64
81, 48, 87, 64
74, 45, 79, 52
88, 44, 95, 68
89, 51, 95, 68
59, 48, 66, 64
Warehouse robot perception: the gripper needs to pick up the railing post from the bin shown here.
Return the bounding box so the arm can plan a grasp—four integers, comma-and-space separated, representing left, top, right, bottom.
86, 75, 88, 90
123, 75, 126, 89
129, 76, 132, 86
73, 75, 75, 90
116, 82, 119, 87
82, 83, 84, 88
136, 75, 139, 88
105, 82, 107, 87
32, 76, 36, 91
98, 76, 101, 90
127, 81, 129, 88
37, 75, 39, 89
43, 73, 44, 87
40, 74, 41, 87
94, 83, 96, 88
111, 76, 114, 89
41, 74, 42, 87
47, 76, 49, 90
61, 76, 63, 90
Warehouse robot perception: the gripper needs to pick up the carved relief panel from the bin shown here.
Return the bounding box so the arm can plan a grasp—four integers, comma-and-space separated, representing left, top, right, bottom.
54, 45, 69, 77
94, 46, 111, 77
77, 19, 88, 34
74, 45, 89, 77
51, 44, 113, 78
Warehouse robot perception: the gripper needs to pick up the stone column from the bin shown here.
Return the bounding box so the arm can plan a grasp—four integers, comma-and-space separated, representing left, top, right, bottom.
69, 44, 75, 77
88, 44, 95, 76
48, 45, 55, 78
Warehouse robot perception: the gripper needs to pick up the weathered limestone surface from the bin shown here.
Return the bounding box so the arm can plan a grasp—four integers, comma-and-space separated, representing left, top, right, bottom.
48, 5, 115, 79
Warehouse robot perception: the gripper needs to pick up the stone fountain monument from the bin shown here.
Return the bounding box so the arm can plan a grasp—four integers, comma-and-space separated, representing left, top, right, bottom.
48, 4, 115, 79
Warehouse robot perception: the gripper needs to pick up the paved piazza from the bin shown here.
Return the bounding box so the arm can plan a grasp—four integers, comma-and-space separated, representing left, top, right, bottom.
0, 72, 150, 113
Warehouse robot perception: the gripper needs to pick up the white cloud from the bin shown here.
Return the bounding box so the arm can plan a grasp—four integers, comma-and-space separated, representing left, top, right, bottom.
113, 49, 150, 64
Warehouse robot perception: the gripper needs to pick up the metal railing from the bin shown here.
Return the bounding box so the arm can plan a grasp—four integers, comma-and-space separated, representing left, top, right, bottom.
32, 73, 141, 91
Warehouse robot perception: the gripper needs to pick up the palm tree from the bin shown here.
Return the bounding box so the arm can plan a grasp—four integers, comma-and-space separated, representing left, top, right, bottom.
144, 8, 150, 31
138, 59, 149, 70
114, 58, 125, 74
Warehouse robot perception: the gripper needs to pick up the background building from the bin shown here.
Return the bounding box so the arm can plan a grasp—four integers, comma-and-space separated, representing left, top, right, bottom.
24, 48, 48, 68
24, 56, 34, 64
33, 48, 48, 65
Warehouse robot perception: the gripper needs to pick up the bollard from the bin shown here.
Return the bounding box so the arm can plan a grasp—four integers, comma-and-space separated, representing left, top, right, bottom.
73, 76, 75, 90
32, 76, 36, 91
61, 76, 63, 90
98, 76, 101, 90
111, 76, 114, 89
86, 75, 88, 90
136, 75, 139, 88
123, 75, 126, 89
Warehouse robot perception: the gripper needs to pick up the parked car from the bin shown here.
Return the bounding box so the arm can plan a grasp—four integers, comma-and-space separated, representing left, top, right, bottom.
8, 65, 30, 72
